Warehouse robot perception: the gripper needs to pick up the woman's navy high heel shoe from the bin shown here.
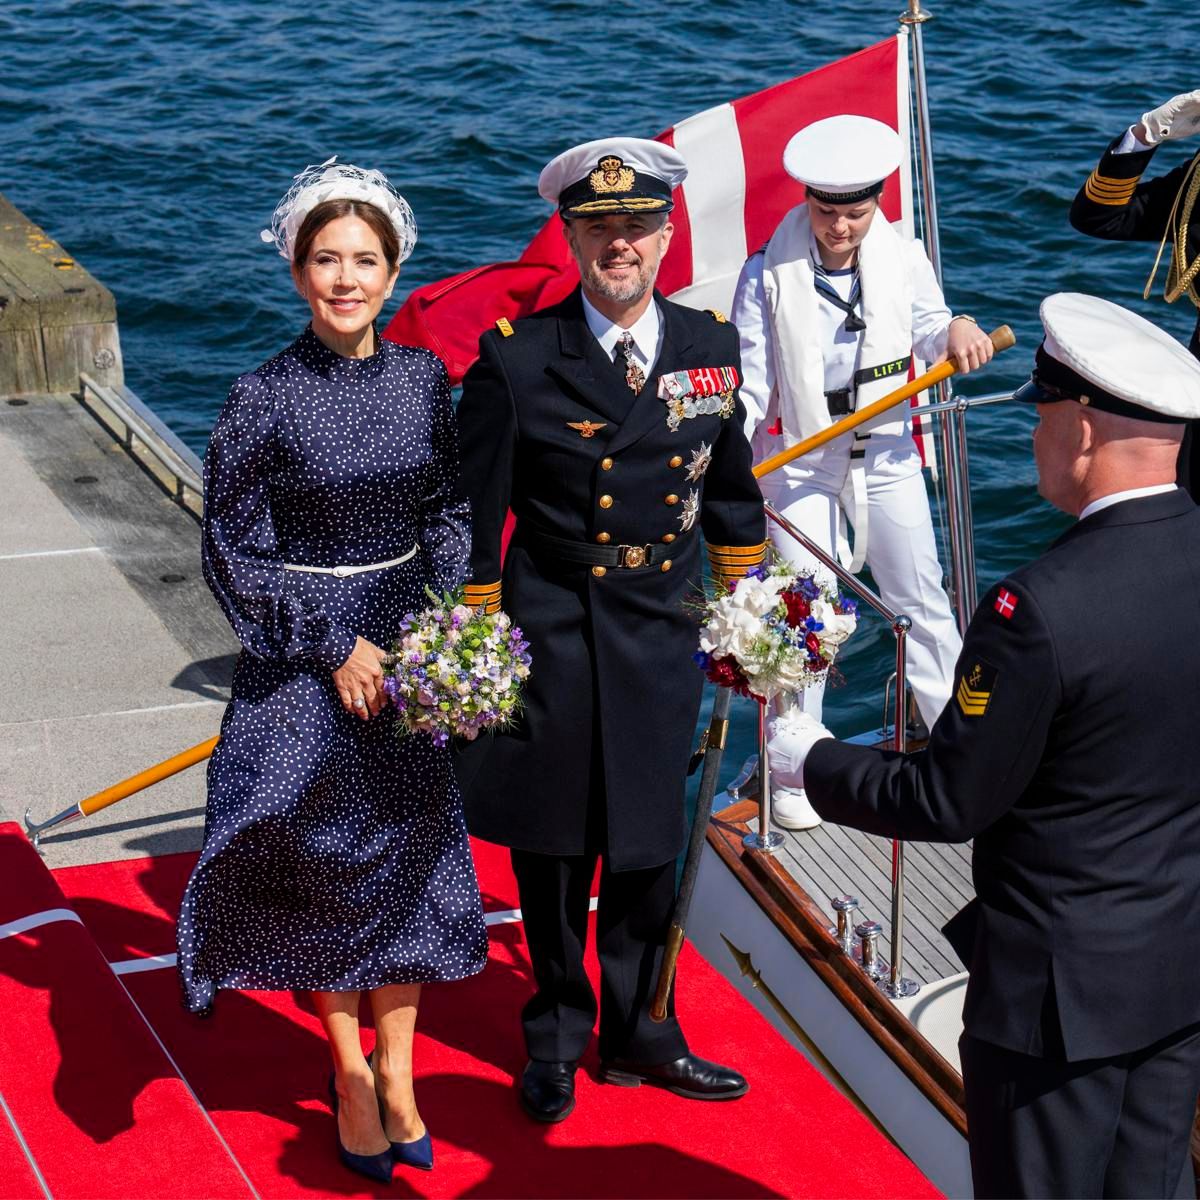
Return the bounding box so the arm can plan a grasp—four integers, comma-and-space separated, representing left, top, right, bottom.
328, 1073, 395, 1184
388, 1129, 433, 1171
364, 1053, 434, 1171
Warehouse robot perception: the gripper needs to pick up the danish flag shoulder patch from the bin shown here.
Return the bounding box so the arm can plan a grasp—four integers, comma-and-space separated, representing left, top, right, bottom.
994, 588, 1019, 620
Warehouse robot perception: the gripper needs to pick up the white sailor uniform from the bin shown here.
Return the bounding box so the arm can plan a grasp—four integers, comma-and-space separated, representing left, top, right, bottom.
731, 115, 962, 823
733, 218, 961, 715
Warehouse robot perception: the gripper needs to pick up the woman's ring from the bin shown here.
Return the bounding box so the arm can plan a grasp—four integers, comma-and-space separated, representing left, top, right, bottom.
352, 696, 366, 709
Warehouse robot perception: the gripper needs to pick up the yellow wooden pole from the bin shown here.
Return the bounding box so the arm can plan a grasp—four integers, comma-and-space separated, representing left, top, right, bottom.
25, 735, 219, 847
753, 324, 1016, 480
79, 736, 220, 816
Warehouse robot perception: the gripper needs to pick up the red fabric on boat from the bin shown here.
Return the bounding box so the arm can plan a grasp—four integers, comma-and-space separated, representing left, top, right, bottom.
0, 824, 252, 1199
48, 833, 938, 1199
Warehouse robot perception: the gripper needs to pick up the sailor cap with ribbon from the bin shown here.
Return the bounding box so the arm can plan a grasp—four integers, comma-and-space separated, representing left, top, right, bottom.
1015, 293, 1200, 422
783, 115, 902, 205
538, 137, 687, 219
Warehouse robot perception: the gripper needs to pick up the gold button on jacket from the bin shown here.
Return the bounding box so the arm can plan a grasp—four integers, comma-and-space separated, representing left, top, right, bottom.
599, 494, 613, 509
665, 494, 679, 506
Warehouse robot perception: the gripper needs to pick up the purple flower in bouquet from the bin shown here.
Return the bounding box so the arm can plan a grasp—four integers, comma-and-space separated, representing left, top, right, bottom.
381, 586, 532, 746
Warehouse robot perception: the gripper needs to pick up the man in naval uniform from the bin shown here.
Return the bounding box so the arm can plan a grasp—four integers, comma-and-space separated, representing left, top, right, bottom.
1070, 88, 1200, 496
771, 292, 1200, 1198
454, 137, 766, 1123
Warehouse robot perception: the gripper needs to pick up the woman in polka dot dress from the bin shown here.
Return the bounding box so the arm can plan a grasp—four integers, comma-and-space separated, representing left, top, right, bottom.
176, 161, 487, 1183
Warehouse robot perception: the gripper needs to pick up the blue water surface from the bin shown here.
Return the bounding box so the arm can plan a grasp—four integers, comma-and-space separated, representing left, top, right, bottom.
3, 0, 1198, 754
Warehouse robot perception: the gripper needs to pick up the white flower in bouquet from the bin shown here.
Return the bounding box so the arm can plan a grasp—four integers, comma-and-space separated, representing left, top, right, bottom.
694, 561, 858, 703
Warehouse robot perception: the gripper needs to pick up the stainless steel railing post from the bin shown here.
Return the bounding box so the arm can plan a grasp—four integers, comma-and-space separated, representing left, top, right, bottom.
744, 699, 784, 854
885, 618, 920, 998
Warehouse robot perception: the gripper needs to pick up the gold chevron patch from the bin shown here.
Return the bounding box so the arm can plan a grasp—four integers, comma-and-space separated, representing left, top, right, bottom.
956, 658, 997, 718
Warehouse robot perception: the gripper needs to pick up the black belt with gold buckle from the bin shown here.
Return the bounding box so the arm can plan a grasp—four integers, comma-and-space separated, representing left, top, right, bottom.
520, 525, 678, 569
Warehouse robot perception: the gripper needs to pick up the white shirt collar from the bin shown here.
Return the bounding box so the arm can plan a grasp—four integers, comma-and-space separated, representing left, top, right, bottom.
1078, 483, 1177, 522
580, 290, 663, 373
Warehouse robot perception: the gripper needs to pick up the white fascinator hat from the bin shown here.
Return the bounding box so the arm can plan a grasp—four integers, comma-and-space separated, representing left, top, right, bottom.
260, 157, 418, 263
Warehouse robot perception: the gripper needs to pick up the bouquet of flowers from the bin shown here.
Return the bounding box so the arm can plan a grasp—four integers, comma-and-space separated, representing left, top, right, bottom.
694, 562, 857, 702
382, 587, 532, 747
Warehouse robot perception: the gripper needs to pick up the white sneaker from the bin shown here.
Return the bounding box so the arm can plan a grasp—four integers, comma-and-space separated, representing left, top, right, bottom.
771, 786, 822, 831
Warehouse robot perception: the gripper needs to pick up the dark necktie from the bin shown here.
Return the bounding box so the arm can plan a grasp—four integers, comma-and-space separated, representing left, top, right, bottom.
813, 263, 866, 333
615, 331, 646, 394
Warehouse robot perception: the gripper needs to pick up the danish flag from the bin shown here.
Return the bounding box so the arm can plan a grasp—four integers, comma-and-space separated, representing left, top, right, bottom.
994, 588, 1018, 619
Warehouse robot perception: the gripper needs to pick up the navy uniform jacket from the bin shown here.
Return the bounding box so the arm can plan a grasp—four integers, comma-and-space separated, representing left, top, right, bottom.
806, 489, 1200, 1061
454, 288, 766, 872
1070, 136, 1200, 491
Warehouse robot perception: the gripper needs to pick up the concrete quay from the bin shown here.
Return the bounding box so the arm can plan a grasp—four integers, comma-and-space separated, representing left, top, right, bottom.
0, 192, 236, 867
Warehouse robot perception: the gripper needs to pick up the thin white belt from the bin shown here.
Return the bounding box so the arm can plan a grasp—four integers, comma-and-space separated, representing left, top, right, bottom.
282, 542, 418, 579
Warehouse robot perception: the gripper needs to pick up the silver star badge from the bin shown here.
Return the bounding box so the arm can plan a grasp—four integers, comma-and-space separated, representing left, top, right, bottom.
685, 441, 712, 482
678, 489, 700, 533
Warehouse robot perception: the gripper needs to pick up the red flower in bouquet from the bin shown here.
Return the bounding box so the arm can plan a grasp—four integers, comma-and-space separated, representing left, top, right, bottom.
781, 591, 811, 627
706, 654, 750, 695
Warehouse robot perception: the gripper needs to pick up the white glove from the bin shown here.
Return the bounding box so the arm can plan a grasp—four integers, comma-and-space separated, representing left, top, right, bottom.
1139, 90, 1200, 144
767, 710, 833, 792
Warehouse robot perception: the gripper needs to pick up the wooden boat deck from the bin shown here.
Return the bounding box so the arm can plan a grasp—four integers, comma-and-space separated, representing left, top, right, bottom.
739, 731, 975, 986
775, 821, 972, 985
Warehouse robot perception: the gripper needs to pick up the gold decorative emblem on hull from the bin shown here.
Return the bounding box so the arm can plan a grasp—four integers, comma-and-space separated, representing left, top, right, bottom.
567, 421, 608, 438
590, 155, 636, 195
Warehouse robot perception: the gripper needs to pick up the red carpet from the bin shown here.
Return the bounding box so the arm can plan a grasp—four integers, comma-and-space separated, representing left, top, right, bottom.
0, 824, 940, 1198
0, 825, 253, 1198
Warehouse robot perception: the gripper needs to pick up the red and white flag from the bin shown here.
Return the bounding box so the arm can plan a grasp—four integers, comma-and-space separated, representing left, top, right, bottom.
384, 35, 934, 460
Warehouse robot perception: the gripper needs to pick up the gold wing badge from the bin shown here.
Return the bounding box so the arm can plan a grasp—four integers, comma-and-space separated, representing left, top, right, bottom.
567, 421, 608, 439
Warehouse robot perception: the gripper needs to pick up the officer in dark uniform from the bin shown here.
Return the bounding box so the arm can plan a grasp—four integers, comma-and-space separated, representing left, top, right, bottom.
454, 137, 767, 1123
1070, 88, 1200, 494
772, 293, 1200, 1198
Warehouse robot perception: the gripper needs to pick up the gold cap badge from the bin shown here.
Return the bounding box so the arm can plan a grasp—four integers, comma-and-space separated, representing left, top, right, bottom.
590, 155, 636, 195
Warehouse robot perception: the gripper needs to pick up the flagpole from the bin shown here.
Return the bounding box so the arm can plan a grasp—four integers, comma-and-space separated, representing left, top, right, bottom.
899, 0, 978, 634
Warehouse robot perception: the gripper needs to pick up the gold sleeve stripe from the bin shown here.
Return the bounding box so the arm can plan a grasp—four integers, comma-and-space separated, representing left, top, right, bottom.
1084, 170, 1141, 206
708, 541, 769, 562
464, 582, 502, 612
1084, 177, 1140, 199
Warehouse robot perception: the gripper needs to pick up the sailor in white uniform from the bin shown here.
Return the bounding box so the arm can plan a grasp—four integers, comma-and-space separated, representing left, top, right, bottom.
731, 115, 994, 829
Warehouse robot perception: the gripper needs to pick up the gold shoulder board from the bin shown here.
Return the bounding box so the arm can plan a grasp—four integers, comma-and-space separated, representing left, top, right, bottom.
495, 317, 514, 337
706, 308, 728, 323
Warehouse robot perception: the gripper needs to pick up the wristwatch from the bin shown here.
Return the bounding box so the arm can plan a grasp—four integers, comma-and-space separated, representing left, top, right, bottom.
949, 314, 977, 326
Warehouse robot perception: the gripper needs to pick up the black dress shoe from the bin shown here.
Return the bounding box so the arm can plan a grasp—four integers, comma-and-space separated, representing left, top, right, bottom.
519, 1059, 577, 1123
599, 1053, 748, 1100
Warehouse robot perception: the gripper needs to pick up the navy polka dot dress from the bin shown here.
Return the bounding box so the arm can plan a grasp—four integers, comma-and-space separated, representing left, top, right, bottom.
176, 326, 488, 1014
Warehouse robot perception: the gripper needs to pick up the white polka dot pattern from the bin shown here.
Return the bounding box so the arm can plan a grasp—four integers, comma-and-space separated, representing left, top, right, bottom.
176, 326, 487, 1014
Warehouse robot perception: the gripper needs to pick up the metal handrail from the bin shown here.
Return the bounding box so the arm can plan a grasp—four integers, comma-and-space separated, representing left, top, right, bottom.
909, 388, 1015, 419
78, 372, 203, 506
763, 502, 917, 996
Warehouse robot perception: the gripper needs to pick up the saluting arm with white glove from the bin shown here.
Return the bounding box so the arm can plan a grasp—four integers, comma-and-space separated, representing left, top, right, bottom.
1071, 92, 1200, 245
1136, 89, 1200, 146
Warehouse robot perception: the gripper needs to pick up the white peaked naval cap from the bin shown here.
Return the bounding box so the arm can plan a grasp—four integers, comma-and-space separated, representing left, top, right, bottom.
1015, 293, 1200, 422
539, 137, 688, 218
783, 115, 902, 202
